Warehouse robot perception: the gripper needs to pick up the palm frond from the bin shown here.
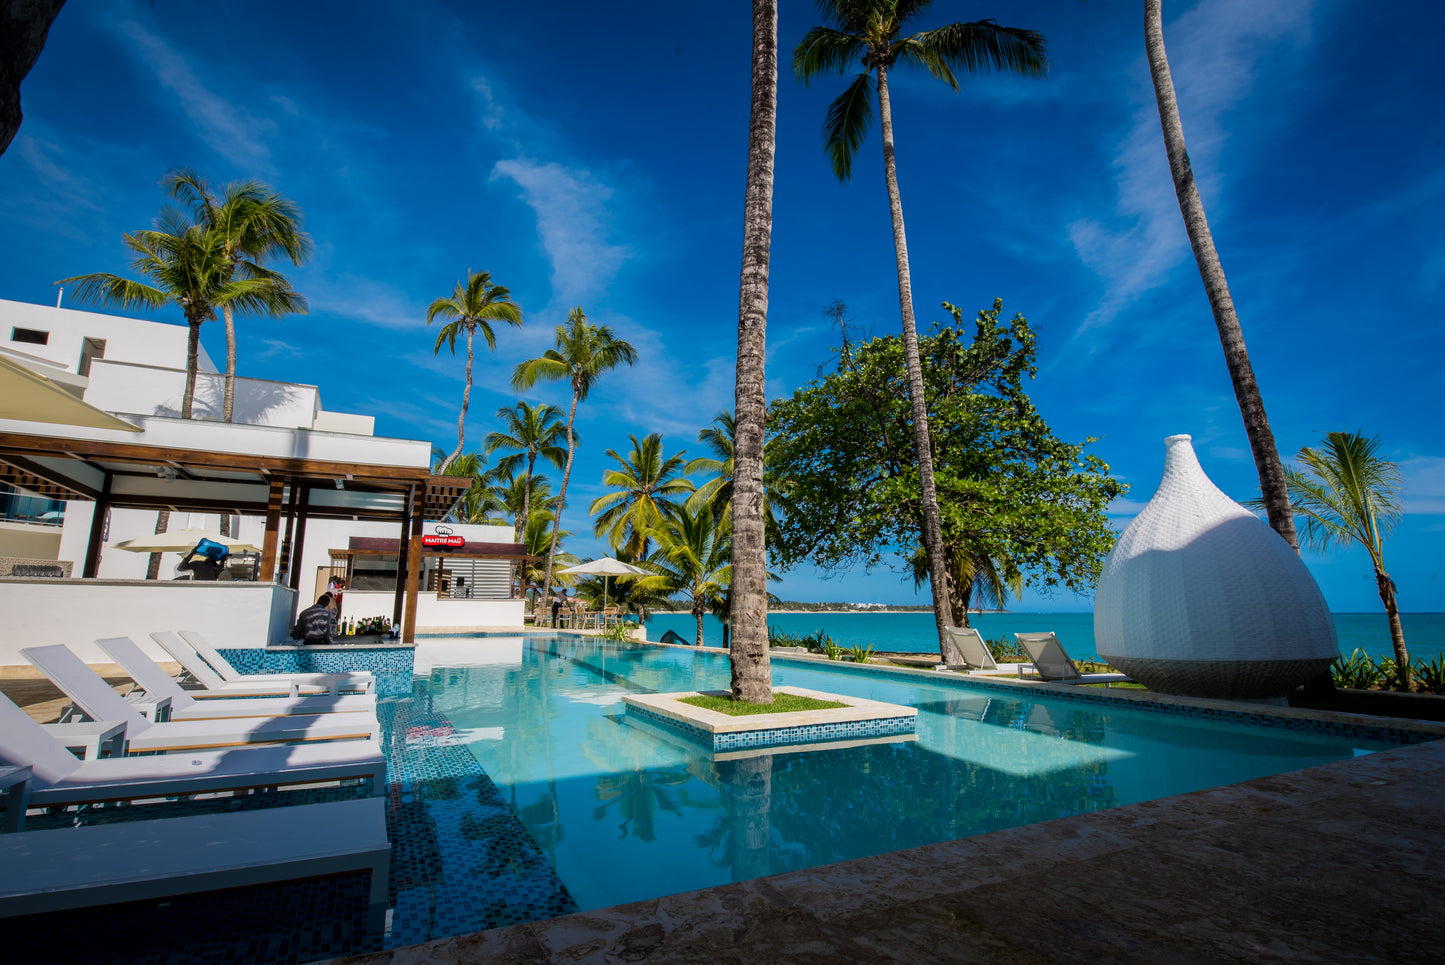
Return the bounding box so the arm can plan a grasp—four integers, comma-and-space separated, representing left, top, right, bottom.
823, 71, 875, 183
793, 26, 865, 84
912, 20, 1048, 80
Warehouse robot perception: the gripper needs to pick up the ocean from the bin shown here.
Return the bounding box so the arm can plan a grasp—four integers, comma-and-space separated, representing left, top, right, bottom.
642, 610, 1445, 663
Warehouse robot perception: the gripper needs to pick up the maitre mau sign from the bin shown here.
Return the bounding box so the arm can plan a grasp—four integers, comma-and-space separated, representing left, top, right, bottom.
422, 524, 465, 548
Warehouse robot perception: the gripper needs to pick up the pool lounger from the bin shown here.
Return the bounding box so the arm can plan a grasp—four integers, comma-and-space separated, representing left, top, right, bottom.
0, 690, 385, 830
22, 645, 380, 751
170, 629, 372, 696
98, 637, 377, 722
937, 626, 1031, 676
1015, 632, 1132, 686
0, 796, 391, 932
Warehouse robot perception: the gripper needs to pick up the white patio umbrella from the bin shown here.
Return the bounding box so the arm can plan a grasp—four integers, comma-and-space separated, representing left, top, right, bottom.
558, 556, 650, 610
112, 527, 261, 554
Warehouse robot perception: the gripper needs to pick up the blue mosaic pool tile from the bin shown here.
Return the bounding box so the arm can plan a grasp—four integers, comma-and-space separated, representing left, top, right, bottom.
623, 702, 917, 753
220, 646, 414, 697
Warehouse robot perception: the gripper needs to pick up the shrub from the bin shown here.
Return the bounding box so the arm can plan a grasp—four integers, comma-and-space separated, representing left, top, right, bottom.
1377, 656, 1413, 692
843, 643, 875, 664
985, 636, 1027, 661
1331, 649, 1383, 690
1414, 654, 1445, 695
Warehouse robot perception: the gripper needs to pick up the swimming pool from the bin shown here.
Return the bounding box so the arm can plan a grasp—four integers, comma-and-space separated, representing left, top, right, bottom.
382, 633, 1423, 945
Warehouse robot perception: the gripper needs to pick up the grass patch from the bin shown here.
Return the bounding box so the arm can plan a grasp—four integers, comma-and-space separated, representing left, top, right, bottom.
679, 692, 848, 716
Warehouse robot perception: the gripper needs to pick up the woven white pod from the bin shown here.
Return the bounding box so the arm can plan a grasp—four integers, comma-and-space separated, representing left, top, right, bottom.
1094, 434, 1337, 698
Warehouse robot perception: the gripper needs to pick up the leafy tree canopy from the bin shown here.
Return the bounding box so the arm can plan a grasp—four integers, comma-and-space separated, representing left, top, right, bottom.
768, 299, 1123, 607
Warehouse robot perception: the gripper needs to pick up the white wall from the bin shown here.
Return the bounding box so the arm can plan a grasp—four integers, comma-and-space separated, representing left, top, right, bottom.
85, 360, 320, 426
0, 579, 296, 665
1, 298, 214, 374
0, 522, 62, 560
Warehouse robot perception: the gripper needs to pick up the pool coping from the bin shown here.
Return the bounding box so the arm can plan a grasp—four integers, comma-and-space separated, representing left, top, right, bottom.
621, 685, 918, 752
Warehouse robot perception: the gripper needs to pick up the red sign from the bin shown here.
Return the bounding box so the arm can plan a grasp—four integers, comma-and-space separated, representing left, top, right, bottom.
422, 535, 465, 547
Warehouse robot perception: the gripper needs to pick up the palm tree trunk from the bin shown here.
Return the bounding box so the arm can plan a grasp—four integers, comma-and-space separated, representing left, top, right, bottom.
444, 330, 473, 473
538, 390, 580, 614
695, 603, 706, 649
1375, 565, 1410, 689
730, 0, 777, 703
875, 63, 957, 666
514, 455, 535, 599
1144, 0, 1297, 552
146, 510, 168, 580
180, 318, 201, 419
222, 302, 237, 422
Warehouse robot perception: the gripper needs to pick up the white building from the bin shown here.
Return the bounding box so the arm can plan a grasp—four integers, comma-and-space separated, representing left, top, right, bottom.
0, 298, 526, 664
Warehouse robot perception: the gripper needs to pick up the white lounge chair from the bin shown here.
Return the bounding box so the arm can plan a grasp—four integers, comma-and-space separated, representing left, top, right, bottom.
97, 637, 377, 722
173, 630, 375, 695
0, 796, 390, 932
938, 626, 1030, 675
1015, 632, 1132, 686
22, 646, 379, 752
0, 690, 385, 821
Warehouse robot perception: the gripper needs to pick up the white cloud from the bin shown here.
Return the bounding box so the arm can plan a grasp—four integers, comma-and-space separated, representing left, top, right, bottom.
1400, 456, 1445, 515
307, 277, 428, 331
469, 75, 506, 132
110, 17, 275, 171
490, 159, 632, 306
1068, 0, 1314, 334
11, 133, 99, 211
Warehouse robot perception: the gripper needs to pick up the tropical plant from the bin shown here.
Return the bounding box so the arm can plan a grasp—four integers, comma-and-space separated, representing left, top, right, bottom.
1377, 657, 1412, 693
589, 433, 694, 557
1254, 432, 1408, 688
163, 169, 312, 423
444, 452, 508, 524
519, 508, 577, 610
484, 401, 569, 543
638, 503, 732, 648
1414, 654, 1445, 696
1144, 0, 1296, 552
495, 469, 556, 535
512, 306, 638, 614
843, 642, 875, 664
794, 0, 1048, 660
908, 540, 1021, 629
1330, 649, 1383, 690
427, 270, 524, 473
730, 0, 781, 703
819, 635, 843, 660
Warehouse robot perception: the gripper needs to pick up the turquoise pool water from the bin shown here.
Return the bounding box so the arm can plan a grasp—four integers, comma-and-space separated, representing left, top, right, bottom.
408, 633, 1415, 919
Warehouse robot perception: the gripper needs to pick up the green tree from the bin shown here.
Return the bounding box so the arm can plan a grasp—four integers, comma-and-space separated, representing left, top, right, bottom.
1145, 0, 1296, 552
443, 451, 508, 525
769, 299, 1122, 663
794, 1, 1048, 657
731, 0, 779, 703
1256, 432, 1408, 687
427, 270, 524, 473
589, 433, 694, 558
484, 401, 570, 543
519, 508, 577, 612
512, 307, 638, 613
163, 169, 312, 423
496, 467, 557, 538
639, 503, 732, 648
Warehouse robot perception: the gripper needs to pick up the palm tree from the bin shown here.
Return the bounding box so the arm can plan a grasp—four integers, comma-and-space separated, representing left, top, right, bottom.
163, 169, 312, 423
511, 307, 638, 613
642, 503, 732, 648
484, 401, 570, 544
589, 433, 694, 558
1144, 0, 1297, 552
732, 0, 779, 702
496, 467, 556, 538
794, 2, 1048, 663
687, 411, 737, 520
1258, 432, 1408, 688
443, 451, 508, 524
519, 508, 577, 614
427, 270, 524, 473
909, 540, 1020, 628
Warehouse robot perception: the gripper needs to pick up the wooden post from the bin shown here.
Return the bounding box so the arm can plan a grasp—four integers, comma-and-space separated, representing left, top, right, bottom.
393, 485, 413, 627
259, 477, 285, 582
402, 487, 424, 643
277, 482, 299, 585
82, 473, 112, 578
288, 485, 310, 603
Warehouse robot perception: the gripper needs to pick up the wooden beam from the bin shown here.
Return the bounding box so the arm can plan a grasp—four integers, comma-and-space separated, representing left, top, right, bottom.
259, 477, 285, 582
278, 481, 299, 585
393, 485, 413, 627
0, 454, 101, 500
402, 488, 424, 643
82, 473, 113, 578
289, 485, 310, 594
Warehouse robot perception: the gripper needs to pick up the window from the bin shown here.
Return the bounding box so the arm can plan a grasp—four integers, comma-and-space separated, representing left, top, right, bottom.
11, 327, 49, 345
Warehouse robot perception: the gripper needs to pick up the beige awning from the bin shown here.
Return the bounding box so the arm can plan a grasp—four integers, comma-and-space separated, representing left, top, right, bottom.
0, 353, 140, 432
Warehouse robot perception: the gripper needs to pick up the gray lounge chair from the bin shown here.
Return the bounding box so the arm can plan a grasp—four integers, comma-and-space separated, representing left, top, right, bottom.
22, 645, 379, 752
0, 797, 390, 932
938, 627, 1030, 675
1015, 632, 1132, 686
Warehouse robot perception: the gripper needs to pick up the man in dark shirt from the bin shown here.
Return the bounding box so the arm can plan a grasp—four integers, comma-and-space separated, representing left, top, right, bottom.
291, 592, 336, 644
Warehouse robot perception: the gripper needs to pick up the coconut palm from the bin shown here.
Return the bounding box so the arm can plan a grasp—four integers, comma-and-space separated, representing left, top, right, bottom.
163, 169, 312, 423
484, 401, 570, 543
496, 468, 556, 537
641, 503, 732, 648
427, 270, 524, 473
511, 306, 638, 613
731, 0, 780, 702
519, 508, 578, 613
442, 451, 507, 525
1144, 0, 1297, 552
589, 433, 694, 558
1256, 432, 1408, 687
794, 1, 1048, 663
909, 540, 1021, 628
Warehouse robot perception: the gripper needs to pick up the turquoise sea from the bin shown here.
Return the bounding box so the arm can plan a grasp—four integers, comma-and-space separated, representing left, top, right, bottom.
642, 610, 1445, 663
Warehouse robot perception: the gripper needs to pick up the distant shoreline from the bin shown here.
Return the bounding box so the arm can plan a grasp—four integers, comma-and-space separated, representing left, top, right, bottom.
768, 609, 1007, 615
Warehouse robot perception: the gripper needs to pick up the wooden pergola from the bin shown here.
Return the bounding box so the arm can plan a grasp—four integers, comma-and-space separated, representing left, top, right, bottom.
0, 423, 469, 643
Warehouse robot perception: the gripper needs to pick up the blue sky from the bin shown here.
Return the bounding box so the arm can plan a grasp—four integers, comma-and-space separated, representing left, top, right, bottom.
1, 0, 1441, 612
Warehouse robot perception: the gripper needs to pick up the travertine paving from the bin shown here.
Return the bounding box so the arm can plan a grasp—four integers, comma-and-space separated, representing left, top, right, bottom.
325, 738, 1445, 964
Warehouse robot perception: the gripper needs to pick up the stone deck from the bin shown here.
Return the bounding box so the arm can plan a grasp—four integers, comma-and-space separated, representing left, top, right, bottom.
326, 737, 1445, 964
